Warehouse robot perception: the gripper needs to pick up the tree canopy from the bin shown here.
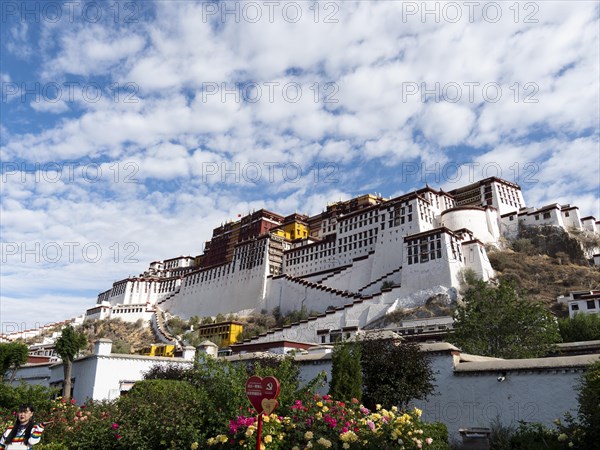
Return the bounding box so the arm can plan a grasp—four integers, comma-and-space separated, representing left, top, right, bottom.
451, 279, 561, 358
329, 341, 362, 402
360, 338, 435, 410
0, 341, 28, 383
55, 325, 87, 362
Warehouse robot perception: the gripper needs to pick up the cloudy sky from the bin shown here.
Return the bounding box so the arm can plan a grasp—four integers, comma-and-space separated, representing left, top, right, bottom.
1, 0, 599, 332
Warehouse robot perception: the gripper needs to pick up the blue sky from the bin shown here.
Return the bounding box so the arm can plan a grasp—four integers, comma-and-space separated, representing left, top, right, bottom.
1, 0, 599, 332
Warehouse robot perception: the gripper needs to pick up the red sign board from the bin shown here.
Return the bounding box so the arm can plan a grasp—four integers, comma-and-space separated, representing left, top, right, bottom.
245, 375, 281, 414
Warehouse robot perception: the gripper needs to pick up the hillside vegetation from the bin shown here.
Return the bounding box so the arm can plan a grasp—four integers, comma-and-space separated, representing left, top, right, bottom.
488, 250, 600, 317
79, 318, 159, 354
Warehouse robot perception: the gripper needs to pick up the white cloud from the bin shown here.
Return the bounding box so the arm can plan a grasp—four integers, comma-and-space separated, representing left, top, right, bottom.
420, 103, 476, 147
1, 0, 598, 330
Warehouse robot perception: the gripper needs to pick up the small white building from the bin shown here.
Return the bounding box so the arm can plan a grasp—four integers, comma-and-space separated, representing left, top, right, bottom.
12, 339, 196, 402
557, 290, 600, 318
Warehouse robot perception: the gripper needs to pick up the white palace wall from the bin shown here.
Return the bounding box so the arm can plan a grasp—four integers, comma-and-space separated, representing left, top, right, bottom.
166, 261, 268, 319
461, 241, 495, 281
440, 207, 501, 244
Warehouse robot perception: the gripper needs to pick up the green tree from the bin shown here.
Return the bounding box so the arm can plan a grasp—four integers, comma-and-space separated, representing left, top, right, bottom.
55, 325, 87, 402
0, 341, 28, 384
559, 313, 600, 342
329, 341, 362, 402
360, 338, 435, 410
578, 361, 600, 447
451, 280, 562, 358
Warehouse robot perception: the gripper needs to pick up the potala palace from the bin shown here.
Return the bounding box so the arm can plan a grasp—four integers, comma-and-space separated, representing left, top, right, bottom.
85, 176, 600, 345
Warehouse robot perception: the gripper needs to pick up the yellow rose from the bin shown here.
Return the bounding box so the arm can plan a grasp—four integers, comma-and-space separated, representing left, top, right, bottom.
264, 435, 273, 444
317, 437, 332, 448
304, 431, 314, 440
191, 442, 199, 450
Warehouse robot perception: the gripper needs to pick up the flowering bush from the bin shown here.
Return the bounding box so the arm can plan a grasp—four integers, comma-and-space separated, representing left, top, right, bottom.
40, 397, 121, 450
206, 394, 446, 449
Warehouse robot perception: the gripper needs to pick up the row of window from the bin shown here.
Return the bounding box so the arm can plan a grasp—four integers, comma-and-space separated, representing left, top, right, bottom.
338, 228, 377, 245
571, 300, 598, 311
158, 280, 177, 293
406, 234, 443, 265
340, 236, 377, 253
239, 257, 264, 270
114, 307, 144, 314
111, 283, 128, 296
340, 215, 379, 233
532, 212, 553, 221
287, 248, 337, 266
187, 265, 235, 285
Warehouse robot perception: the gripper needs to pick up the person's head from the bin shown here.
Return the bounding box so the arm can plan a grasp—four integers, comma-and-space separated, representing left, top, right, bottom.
5, 405, 35, 445
16, 404, 34, 426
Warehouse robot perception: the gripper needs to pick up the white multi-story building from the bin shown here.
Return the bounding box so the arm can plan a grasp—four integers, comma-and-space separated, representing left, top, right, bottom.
84, 177, 598, 341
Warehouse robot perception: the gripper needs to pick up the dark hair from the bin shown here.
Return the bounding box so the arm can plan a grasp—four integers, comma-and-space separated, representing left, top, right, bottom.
5, 404, 35, 445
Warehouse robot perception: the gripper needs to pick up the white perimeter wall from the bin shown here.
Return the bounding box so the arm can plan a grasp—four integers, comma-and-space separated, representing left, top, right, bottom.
413, 353, 589, 444
296, 351, 593, 446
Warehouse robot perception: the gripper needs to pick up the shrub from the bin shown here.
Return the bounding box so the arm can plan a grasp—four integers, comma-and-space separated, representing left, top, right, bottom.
41, 399, 121, 450
116, 379, 208, 449
420, 422, 451, 450
512, 238, 536, 255
0, 383, 58, 417
143, 362, 192, 381
206, 394, 447, 449
489, 416, 514, 450
509, 422, 563, 450
559, 314, 600, 342
578, 361, 600, 447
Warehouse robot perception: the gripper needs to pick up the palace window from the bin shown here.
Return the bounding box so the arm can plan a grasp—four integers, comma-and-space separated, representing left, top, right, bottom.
587, 300, 596, 310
